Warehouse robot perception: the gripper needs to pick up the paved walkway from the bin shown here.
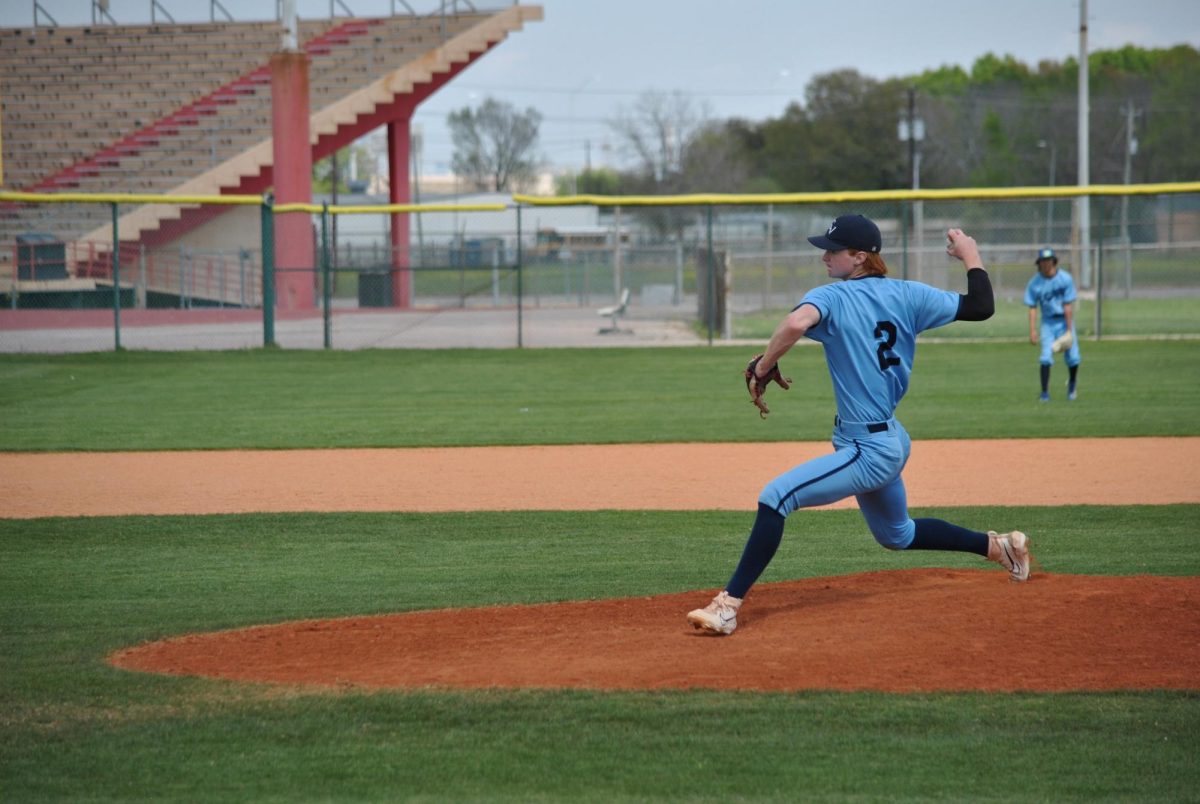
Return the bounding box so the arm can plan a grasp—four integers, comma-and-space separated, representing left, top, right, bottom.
0, 304, 717, 352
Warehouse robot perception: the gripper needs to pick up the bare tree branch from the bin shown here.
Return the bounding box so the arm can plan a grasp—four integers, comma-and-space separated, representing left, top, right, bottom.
448, 98, 543, 192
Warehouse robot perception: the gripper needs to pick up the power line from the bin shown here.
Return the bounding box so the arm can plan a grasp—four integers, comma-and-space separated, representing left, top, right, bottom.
449, 83, 803, 99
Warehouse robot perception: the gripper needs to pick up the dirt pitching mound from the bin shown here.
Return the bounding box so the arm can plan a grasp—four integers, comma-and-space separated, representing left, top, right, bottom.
110, 569, 1200, 693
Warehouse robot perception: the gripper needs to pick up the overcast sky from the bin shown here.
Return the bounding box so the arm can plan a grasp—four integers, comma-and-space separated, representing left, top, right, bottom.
11, 0, 1200, 178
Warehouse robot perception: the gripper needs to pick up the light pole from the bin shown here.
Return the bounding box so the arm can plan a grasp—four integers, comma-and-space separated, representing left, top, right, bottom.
1076, 0, 1091, 288
1037, 139, 1057, 242
897, 88, 924, 280
568, 76, 595, 195
1120, 100, 1138, 299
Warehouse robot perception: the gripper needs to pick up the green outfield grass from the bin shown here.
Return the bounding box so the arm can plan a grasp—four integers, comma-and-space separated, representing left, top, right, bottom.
0, 340, 1198, 451
2, 506, 1198, 801
731, 297, 1200, 340
2, 342, 1198, 801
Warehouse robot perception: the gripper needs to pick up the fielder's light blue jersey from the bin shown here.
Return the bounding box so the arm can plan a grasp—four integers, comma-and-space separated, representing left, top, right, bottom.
1024, 270, 1077, 319
798, 276, 960, 423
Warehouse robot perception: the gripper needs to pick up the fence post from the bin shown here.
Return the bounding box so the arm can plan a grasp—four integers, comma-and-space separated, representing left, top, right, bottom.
261, 194, 277, 347
613, 204, 623, 300
706, 204, 715, 345
111, 202, 122, 351
491, 242, 500, 307
321, 202, 332, 349
239, 248, 247, 307
765, 202, 774, 308
516, 204, 524, 348
137, 243, 147, 309
1094, 204, 1104, 340
674, 239, 683, 306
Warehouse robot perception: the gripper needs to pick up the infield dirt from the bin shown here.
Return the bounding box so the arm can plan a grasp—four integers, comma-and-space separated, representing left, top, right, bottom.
7, 438, 1197, 693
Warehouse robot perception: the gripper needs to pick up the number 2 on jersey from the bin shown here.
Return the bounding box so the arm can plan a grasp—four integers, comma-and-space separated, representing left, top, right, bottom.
874, 320, 901, 371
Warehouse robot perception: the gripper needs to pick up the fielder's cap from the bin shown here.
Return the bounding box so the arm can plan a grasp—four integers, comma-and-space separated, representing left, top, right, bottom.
808, 214, 882, 253
1036, 247, 1058, 264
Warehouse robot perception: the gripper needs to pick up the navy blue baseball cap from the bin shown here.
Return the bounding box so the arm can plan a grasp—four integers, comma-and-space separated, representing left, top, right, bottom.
808, 214, 882, 253
1035, 247, 1058, 264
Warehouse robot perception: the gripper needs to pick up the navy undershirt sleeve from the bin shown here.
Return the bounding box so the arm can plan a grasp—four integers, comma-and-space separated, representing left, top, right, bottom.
955, 268, 994, 321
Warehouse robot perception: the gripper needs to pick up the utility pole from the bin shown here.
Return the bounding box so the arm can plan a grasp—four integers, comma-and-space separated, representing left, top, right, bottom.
1121, 100, 1138, 298
330, 149, 339, 273
1076, 0, 1091, 287
907, 87, 916, 195
898, 86, 918, 281
905, 87, 924, 281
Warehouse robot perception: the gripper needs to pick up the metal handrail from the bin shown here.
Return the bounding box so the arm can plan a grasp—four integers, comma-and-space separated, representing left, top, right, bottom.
151, 0, 176, 24
92, 0, 117, 25
33, 1, 59, 27
210, 0, 233, 22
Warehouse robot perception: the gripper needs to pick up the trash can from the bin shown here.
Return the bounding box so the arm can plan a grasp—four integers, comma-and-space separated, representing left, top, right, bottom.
15, 233, 68, 280
357, 270, 392, 307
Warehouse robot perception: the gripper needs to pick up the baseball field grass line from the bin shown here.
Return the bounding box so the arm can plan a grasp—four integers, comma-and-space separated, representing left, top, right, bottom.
3, 690, 1196, 802
0, 340, 1197, 451
3, 437, 1196, 518
733, 296, 1200, 340
2, 506, 1198, 800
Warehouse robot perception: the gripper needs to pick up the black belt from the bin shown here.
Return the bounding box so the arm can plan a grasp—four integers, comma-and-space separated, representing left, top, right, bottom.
835, 416, 889, 433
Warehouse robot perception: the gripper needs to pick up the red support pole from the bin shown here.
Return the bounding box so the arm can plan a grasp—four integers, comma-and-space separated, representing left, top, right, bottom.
270, 51, 315, 310
387, 118, 412, 308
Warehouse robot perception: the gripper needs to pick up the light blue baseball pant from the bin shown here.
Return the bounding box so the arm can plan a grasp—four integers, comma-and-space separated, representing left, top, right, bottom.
1039, 316, 1081, 367
758, 417, 916, 550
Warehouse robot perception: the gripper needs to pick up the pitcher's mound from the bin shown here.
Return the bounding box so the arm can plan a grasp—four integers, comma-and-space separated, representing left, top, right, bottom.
110, 569, 1200, 693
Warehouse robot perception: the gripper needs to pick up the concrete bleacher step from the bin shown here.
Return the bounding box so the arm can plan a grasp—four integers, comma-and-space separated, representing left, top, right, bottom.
6, 8, 542, 288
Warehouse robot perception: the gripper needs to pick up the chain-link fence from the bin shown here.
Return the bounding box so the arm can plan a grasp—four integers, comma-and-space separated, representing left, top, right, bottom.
508, 191, 1200, 343
2, 188, 1198, 352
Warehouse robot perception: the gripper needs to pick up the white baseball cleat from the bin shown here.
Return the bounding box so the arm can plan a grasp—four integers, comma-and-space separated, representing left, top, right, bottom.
687, 591, 743, 635
988, 530, 1032, 582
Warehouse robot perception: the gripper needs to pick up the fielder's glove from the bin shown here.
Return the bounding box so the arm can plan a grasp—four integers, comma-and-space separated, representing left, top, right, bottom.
744, 354, 791, 418
1050, 331, 1074, 354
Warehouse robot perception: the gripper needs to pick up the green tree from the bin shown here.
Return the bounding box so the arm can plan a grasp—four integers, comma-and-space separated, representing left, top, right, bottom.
1139, 46, 1200, 182
969, 110, 1020, 186
726, 72, 907, 194
554, 167, 623, 196
801, 70, 907, 190
756, 103, 811, 191
312, 144, 373, 194
633, 44, 1200, 196
969, 52, 1032, 84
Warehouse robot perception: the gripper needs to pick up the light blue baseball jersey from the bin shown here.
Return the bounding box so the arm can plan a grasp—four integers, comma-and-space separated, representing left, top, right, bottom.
1024, 270, 1077, 318
797, 276, 960, 423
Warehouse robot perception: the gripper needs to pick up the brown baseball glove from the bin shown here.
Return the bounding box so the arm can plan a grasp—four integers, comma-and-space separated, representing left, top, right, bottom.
744, 354, 791, 418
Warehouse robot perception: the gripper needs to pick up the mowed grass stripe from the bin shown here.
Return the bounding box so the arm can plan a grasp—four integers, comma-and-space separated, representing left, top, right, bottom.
2, 506, 1198, 800
1, 340, 1198, 450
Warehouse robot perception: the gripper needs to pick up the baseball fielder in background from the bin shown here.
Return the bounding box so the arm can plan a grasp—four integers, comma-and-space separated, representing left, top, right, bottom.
688, 214, 1032, 636
1026, 247, 1081, 401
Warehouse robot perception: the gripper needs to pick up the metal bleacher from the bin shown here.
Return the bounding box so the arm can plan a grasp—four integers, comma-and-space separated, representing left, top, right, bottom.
0, 6, 543, 296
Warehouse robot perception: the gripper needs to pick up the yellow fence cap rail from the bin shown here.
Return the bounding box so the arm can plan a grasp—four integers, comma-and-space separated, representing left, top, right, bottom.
514, 181, 1200, 207
6, 184, 1197, 211
275, 202, 510, 214
0, 190, 261, 205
